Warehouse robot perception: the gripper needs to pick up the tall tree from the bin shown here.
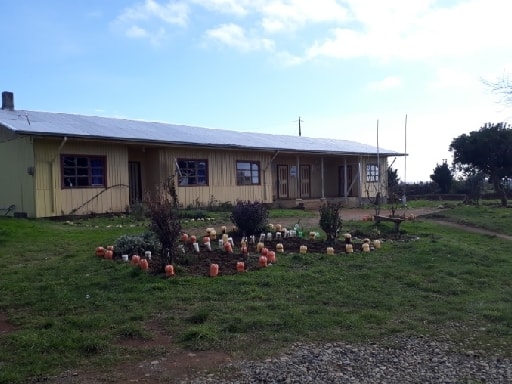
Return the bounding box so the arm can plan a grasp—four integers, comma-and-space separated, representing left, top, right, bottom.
387, 167, 400, 190
449, 122, 512, 206
430, 161, 453, 193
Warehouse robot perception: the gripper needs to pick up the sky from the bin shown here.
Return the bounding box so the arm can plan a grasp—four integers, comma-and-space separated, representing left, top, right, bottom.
2, 0, 512, 182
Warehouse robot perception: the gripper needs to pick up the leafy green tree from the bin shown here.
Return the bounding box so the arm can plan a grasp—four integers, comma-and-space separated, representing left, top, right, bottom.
430, 161, 453, 193
319, 202, 343, 244
387, 167, 400, 190
449, 122, 512, 206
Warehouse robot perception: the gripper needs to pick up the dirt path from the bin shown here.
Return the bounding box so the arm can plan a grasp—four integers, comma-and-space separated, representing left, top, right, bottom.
422, 219, 512, 241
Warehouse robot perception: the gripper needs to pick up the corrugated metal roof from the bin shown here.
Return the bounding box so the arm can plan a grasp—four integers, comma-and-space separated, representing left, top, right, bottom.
0, 108, 404, 156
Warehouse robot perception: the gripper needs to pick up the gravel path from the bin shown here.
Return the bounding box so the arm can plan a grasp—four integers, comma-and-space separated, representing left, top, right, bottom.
189, 336, 512, 383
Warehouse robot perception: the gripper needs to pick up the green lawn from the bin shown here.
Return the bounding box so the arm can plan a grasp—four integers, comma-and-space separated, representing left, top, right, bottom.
0, 202, 511, 383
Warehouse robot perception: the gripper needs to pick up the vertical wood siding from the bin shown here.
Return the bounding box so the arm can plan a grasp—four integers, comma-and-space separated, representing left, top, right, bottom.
0, 136, 35, 216
153, 147, 273, 206
33, 139, 129, 217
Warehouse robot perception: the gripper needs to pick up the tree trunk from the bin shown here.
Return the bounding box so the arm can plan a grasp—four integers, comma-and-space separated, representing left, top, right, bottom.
493, 179, 508, 207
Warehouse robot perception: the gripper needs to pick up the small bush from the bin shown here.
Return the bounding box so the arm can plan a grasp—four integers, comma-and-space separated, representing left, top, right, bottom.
114, 232, 160, 256
230, 200, 268, 236
179, 209, 208, 220
319, 202, 343, 243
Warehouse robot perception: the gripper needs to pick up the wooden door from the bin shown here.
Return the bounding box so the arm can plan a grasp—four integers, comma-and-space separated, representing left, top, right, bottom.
129, 161, 142, 204
339, 165, 353, 197
277, 165, 288, 198
300, 165, 310, 198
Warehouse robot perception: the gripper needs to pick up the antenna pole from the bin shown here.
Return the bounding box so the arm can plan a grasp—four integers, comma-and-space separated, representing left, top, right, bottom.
403, 114, 408, 207
377, 119, 380, 192
295, 116, 304, 136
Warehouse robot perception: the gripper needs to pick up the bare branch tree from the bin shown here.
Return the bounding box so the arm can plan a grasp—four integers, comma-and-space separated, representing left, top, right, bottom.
482, 72, 512, 107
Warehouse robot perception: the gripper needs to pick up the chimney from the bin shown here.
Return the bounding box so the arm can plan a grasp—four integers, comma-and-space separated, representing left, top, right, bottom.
2, 91, 14, 110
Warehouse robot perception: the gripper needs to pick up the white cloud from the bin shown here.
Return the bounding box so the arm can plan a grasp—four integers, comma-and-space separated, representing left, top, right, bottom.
260, 0, 349, 33
428, 68, 476, 90
205, 23, 275, 52
190, 0, 250, 16
113, 0, 189, 44
125, 25, 149, 39
305, 0, 511, 62
368, 76, 402, 90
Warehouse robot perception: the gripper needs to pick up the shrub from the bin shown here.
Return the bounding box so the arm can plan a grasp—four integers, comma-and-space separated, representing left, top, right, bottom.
114, 232, 160, 257
230, 200, 268, 236
319, 202, 343, 243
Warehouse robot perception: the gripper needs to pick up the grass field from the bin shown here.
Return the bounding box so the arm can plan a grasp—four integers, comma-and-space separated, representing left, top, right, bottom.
0, 201, 511, 383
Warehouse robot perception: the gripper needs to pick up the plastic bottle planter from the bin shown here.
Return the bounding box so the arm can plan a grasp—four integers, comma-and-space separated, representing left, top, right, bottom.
256, 242, 265, 253
210, 263, 219, 277
165, 264, 175, 277
95, 246, 105, 257
258, 256, 268, 267
221, 225, 227, 234
181, 233, 189, 242
138, 258, 149, 270
189, 235, 197, 244
373, 240, 381, 249
104, 249, 114, 260
210, 230, 217, 240
267, 251, 276, 263
276, 243, 284, 253
236, 261, 245, 272
193, 242, 200, 252
345, 244, 353, 253
362, 243, 371, 252
241, 246, 248, 255
261, 247, 269, 256
224, 242, 233, 253
326, 247, 334, 255
275, 224, 282, 232
299, 245, 308, 254
309, 232, 316, 240
131, 254, 141, 265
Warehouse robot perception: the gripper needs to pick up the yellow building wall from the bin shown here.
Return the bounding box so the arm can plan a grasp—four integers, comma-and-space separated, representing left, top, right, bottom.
33, 139, 130, 217
152, 147, 273, 206
360, 156, 388, 199
0, 136, 36, 216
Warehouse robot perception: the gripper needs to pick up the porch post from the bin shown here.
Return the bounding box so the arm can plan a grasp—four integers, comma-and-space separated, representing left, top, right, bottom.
358, 156, 363, 205
296, 155, 300, 199
344, 158, 348, 197
321, 157, 325, 199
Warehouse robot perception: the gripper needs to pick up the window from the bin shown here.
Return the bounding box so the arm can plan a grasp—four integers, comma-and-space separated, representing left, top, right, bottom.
366, 164, 379, 182
177, 159, 208, 186
236, 161, 260, 185
61, 155, 106, 188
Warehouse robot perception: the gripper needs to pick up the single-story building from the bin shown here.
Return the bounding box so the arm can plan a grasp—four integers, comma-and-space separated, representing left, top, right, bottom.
0, 91, 406, 218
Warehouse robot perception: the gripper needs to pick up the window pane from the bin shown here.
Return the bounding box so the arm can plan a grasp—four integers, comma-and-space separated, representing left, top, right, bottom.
177, 159, 208, 186
61, 155, 105, 188
236, 161, 259, 185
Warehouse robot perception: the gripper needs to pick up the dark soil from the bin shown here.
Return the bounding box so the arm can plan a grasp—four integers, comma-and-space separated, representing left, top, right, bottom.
142, 234, 374, 278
